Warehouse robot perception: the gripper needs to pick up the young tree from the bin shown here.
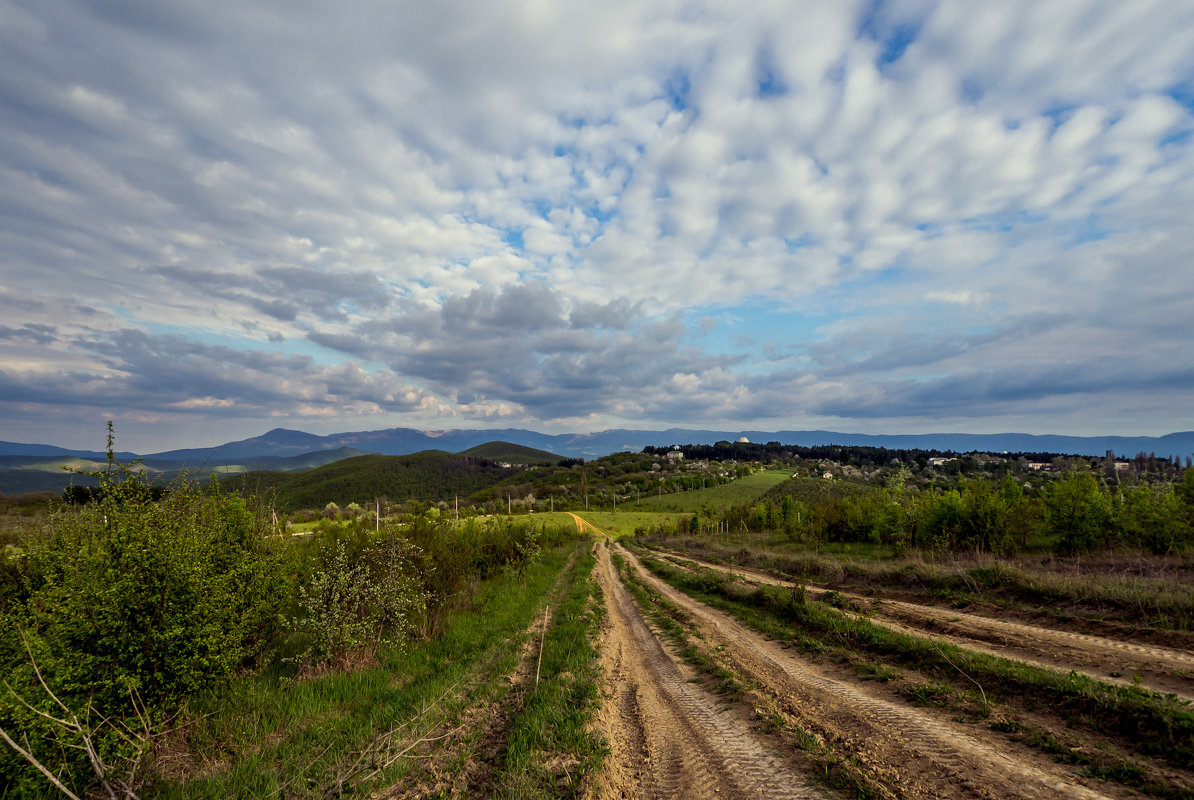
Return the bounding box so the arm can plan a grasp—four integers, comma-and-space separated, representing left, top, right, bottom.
1044, 474, 1114, 553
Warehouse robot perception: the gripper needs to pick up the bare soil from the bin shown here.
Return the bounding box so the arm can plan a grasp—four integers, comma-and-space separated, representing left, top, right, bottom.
588, 540, 826, 800
606, 541, 1135, 799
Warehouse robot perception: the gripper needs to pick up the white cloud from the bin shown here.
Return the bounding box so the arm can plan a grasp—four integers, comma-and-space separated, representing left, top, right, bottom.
1, 0, 1193, 447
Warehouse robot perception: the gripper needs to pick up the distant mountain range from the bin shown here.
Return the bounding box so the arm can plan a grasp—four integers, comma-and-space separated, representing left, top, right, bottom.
4, 426, 1193, 465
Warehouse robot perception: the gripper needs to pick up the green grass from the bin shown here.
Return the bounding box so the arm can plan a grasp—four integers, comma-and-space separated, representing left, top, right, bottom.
572, 511, 683, 538
632, 551, 1194, 791
489, 547, 606, 798
151, 543, 584, 799
522, 511, 594, 530
625, 468, 794, 513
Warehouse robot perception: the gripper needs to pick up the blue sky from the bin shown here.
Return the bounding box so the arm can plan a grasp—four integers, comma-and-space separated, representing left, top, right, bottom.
2, 0, 1193, 451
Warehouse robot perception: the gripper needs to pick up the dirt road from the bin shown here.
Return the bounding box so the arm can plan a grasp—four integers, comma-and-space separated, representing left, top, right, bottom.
613, 543, 1122, 799
654, 550, 1194, 702
589, 540, 825, 799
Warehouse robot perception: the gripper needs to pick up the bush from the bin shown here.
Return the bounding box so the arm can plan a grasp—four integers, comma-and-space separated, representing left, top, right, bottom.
292, 531, 425, 669
1, 467, 284, 796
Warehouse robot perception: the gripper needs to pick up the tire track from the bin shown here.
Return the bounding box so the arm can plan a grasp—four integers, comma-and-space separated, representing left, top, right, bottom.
619, 544, 1118, 800
590, 542, 825, 800
658, 550, 1194, 702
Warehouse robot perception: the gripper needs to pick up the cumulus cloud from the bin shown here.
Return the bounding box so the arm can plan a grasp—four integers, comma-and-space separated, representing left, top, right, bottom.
2, 0, 1193, 447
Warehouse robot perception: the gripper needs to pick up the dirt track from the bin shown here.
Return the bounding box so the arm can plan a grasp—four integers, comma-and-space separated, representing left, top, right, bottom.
589, 541, 825, 799
576, 509, 1137, 800
619, 543, 1124, 799
655, 550, 1194, 702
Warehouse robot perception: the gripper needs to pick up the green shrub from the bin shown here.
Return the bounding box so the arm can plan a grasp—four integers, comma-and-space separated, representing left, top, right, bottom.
1044, 474, 1115, 553
0, 448, 284, 796
291, 532, 425, 669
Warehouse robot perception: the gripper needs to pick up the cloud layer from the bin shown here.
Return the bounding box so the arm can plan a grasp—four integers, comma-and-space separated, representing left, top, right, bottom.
2, 0, 1193, 449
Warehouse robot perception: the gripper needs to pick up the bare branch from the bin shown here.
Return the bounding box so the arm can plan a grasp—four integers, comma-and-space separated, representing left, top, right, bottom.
0, 723, 83, 800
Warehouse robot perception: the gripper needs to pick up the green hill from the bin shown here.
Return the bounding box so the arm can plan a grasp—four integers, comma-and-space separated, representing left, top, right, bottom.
233, 450, 520, 511
625, 468, 794, 512
456, 441, 564, 465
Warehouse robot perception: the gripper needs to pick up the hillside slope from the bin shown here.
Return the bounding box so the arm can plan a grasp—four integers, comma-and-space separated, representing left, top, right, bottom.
457, 441, 564, 465
235, 450, 519, 510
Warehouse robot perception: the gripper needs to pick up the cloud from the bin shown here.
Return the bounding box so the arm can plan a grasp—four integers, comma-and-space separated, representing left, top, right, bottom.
303, 282, 745, 421
2, 0, 1193, 447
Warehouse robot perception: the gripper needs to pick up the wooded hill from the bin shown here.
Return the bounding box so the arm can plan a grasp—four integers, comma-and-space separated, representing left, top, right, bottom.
456, 441, 566, 465
233, 445, 563, 511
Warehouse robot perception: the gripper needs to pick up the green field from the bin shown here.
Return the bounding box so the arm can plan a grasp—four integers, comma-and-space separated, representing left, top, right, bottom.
573, 511, 684, 538
624, 468, 794, 512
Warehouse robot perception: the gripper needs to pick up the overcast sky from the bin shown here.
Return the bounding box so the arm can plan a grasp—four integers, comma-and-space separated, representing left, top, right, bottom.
3, 0, 1193, 451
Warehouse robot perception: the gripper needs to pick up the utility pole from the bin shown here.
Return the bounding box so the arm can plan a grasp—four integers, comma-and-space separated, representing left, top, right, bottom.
375, 498, 379, 533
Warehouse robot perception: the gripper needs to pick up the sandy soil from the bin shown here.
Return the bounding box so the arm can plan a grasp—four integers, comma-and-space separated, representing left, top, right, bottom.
588, 540, 826, 800
596, 540, 1132, 799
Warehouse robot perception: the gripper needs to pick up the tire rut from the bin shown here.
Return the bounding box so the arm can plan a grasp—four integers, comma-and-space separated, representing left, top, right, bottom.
591, 542, 825, 800
621, 545, 1118, 800
661, 550, 1194, 702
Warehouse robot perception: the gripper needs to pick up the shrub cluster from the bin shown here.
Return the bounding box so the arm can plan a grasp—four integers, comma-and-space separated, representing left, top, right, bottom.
0, 469, 285, 795
0, 438, 575, 797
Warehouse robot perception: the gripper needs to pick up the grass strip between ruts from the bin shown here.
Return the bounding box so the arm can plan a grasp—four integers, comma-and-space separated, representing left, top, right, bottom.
488, 546, 606, 798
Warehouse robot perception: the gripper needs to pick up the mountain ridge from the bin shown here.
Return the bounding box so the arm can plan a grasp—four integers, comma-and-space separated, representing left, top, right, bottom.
3, 427, 1192, 463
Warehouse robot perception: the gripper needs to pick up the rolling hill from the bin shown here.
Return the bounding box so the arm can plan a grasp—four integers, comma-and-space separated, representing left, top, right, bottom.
232, 450, 521, 511
0, 448, 370, 496
456, 441, 565, 465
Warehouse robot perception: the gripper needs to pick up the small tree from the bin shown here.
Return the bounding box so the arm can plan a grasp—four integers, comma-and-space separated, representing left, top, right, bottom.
1044, 474, 1114, 553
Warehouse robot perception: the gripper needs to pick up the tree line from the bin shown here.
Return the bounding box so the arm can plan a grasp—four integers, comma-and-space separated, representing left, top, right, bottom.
693, 468, 1194, 555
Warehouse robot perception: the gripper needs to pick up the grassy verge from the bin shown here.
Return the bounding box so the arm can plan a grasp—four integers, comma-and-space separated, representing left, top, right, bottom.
632, 550, 1194, 798
611, 553, 884, 799
489, 546, 606, 798
151, 544, 581, 799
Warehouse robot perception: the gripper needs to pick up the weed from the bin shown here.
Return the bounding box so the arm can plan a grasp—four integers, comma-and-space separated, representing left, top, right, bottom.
904, 682, 955, 708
